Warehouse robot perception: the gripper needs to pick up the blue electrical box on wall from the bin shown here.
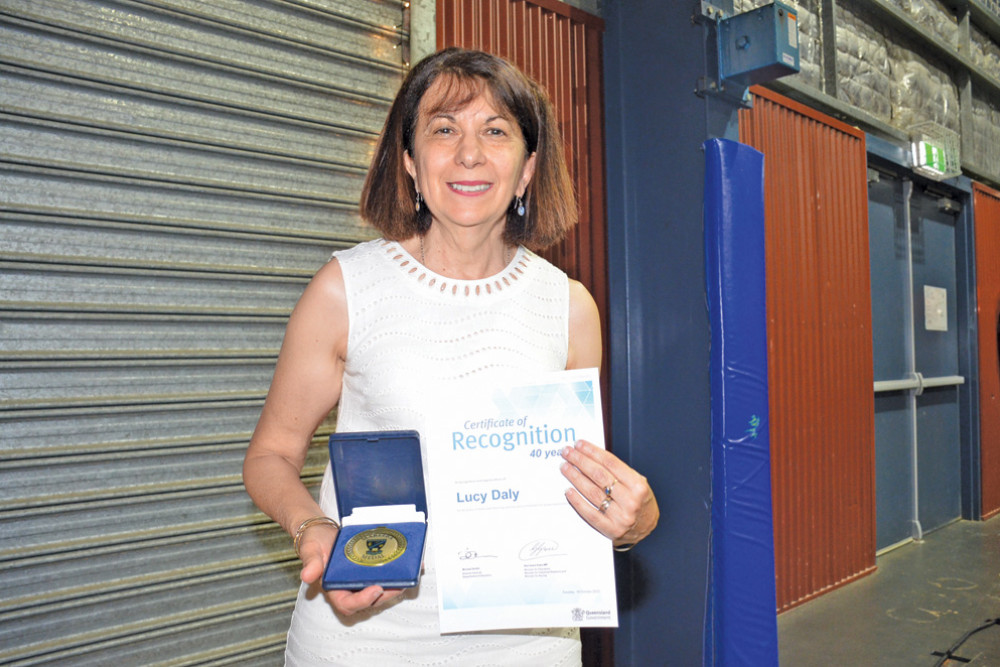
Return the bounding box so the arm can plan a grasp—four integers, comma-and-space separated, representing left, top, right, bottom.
718, 1, 800, 86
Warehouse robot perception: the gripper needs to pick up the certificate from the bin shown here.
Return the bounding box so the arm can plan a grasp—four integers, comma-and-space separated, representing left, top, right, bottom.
426, 368, 618, 633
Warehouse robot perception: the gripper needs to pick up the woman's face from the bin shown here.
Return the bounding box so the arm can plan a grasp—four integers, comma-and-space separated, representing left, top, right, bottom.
404, 79, 536, 236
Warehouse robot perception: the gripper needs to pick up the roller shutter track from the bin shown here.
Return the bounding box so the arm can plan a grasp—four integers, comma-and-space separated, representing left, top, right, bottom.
0, 1, 406, 663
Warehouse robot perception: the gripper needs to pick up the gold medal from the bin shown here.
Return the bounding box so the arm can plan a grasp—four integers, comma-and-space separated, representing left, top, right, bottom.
344, 527, 407, 566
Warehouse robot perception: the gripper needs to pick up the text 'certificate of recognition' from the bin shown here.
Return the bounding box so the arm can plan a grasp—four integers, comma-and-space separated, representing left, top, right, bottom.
427, 367, 617, 633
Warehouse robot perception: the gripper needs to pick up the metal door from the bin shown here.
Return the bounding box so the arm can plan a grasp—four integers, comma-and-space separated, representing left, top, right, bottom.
869, 168, 964, 551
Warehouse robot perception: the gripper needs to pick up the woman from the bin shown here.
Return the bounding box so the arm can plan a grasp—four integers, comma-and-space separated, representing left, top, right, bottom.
244, 48, 658, 665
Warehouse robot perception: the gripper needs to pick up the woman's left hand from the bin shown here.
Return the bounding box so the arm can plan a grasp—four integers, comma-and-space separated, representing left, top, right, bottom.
561, 439, 659, 548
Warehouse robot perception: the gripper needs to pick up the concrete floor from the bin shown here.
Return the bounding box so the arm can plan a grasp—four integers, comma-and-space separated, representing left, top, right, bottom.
778, 516, 1000, 666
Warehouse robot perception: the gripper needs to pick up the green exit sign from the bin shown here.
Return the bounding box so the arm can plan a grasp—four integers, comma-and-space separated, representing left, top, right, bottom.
913, 140, 945, 175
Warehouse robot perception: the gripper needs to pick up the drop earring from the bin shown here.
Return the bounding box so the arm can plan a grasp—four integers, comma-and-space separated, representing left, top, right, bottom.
415, 192, 422, 212
515, 195, 525, 217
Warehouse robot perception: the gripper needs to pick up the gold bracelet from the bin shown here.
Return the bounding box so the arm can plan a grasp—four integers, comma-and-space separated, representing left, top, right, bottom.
292, 516, 340, 558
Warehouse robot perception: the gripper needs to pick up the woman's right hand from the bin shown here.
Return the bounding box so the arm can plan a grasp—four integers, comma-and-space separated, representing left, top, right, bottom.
297, 522, 405, 615
327, 586, 406, 616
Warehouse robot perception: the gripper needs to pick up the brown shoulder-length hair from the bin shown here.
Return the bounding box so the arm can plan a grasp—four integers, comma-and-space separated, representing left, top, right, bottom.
359, 48, 576, 251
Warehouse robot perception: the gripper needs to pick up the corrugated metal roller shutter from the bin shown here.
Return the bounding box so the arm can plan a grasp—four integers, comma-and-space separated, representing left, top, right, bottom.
0, 1, 406, 663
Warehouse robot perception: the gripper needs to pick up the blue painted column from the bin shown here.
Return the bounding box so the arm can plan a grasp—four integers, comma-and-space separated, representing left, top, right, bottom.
603, 2, 748, 663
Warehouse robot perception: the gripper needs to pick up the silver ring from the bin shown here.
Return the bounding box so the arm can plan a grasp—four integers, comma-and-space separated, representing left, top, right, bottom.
599, 497, 611, 513
604, 479, 617, 498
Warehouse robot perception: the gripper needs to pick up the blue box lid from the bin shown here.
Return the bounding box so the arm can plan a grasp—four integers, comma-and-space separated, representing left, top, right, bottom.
328, 430, 427, 518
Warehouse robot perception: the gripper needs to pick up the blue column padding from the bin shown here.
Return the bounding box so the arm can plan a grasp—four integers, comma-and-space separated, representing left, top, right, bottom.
702, 138, 779, 666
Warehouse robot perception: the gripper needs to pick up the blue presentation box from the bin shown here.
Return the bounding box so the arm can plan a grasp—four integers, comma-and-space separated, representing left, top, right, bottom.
321, 430, 428, 590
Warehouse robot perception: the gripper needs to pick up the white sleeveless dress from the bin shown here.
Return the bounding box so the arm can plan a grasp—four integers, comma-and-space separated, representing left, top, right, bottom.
284, 239, 582, 666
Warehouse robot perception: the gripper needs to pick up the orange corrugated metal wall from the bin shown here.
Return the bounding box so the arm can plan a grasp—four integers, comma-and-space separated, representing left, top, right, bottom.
740, 86, 877, 611
974, 182, 1000, 519
436, 0, 608, 385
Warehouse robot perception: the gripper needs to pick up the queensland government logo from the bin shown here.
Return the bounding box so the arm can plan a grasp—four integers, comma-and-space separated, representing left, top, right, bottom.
571, 607, 613, 623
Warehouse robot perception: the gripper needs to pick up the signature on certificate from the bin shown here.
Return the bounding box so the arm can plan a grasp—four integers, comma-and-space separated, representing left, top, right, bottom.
457, 547, 497, 561
518, 539, 566, 561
